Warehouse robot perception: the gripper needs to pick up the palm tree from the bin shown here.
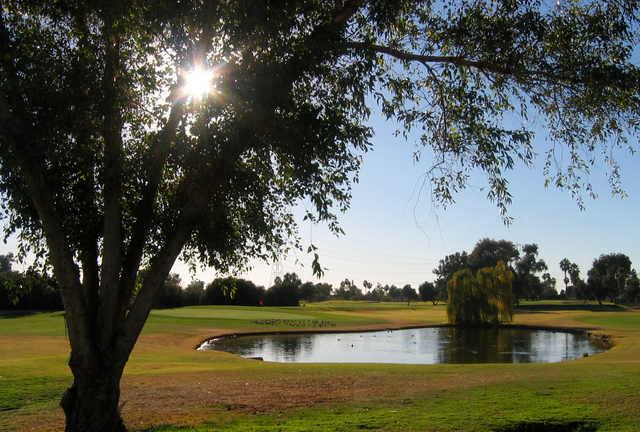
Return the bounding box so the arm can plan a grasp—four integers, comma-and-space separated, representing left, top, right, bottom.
559, 258, 572, 293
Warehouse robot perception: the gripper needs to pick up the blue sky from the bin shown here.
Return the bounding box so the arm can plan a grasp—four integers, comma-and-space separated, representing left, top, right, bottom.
173, 108, 640, 291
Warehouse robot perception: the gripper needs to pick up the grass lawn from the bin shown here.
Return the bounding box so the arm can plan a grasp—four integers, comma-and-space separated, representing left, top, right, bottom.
1, 301, 639, 431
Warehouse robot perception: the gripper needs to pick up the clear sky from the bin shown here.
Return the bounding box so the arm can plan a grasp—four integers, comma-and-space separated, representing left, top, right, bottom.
171, 107, 640, 291
1, 108, 638, 293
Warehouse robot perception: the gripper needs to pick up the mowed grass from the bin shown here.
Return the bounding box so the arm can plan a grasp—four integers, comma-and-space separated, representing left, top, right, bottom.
576, 313, 640, 330
155, 306, 313, 320
1, 301, 639, 431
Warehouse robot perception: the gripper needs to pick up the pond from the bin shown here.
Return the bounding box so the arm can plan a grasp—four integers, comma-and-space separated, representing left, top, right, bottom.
198, 326, 604, 364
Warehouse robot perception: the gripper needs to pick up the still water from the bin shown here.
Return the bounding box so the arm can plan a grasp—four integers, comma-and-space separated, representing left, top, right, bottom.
199, 326, 603, 364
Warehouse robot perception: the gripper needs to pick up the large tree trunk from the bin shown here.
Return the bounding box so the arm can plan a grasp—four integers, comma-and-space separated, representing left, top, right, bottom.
61, 365, 126, 432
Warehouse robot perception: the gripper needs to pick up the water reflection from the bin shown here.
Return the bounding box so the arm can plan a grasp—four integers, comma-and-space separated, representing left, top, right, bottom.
201, 327, 603, 364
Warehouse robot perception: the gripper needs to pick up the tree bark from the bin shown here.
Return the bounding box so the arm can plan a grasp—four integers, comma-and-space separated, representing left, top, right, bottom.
61, 364, 126, 432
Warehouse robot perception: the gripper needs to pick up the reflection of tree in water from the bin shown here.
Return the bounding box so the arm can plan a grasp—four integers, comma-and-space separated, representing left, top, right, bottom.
211, 334, 313, 360
301, 335, 314, 353
218, 337, 266, 357
566, 332, 596, 359
529, 330, 593, 362
436, 327, 470, 363
436, 327, 483, 363
502, 329, 533, 363
268, 335, 313, 360
571, 334, 588, 357
436, 327, 532, 363
271, 335, 302, 360
211, 334, 328, 361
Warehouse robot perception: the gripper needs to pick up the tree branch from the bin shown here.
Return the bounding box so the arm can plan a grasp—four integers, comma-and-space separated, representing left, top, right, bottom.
117, 90, 186, 320
115, 206, 196, 364
344, 41, 521, 76
114, 114, 257, 362
345, 41, 592, 91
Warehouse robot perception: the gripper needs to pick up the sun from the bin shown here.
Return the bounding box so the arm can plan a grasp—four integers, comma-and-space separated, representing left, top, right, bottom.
183, 67, 214, 100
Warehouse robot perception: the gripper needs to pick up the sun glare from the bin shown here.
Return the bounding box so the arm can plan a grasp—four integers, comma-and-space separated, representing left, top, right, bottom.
183, 67, 214, 100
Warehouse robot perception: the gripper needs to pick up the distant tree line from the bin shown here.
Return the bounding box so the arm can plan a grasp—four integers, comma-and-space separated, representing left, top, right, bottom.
0, 251, 424, 310
152, 272, 330, 308
2, 242, 639, 311
153, 273, 423, 308
0, 254, 62, 310
581, 254, 639, 304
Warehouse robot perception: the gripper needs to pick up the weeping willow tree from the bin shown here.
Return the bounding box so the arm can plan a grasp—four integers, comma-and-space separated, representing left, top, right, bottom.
447, 261, 513, 325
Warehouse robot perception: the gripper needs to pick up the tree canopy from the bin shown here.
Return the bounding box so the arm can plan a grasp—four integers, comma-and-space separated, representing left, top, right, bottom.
587, 253, 632, 303
560, 258, 573, 291
468, 239, 520, 270
418, 280, 439, 304
513, 243, 548, 300
0, 253, 61, 309
435, 240, 556, 302
1, 1, 639, 431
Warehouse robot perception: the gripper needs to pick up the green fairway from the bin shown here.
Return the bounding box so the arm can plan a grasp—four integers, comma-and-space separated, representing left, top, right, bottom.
1, 302, 639, 432
575, 314, 640, 331
0, 312, 66, 336
153, 306, 314, 320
